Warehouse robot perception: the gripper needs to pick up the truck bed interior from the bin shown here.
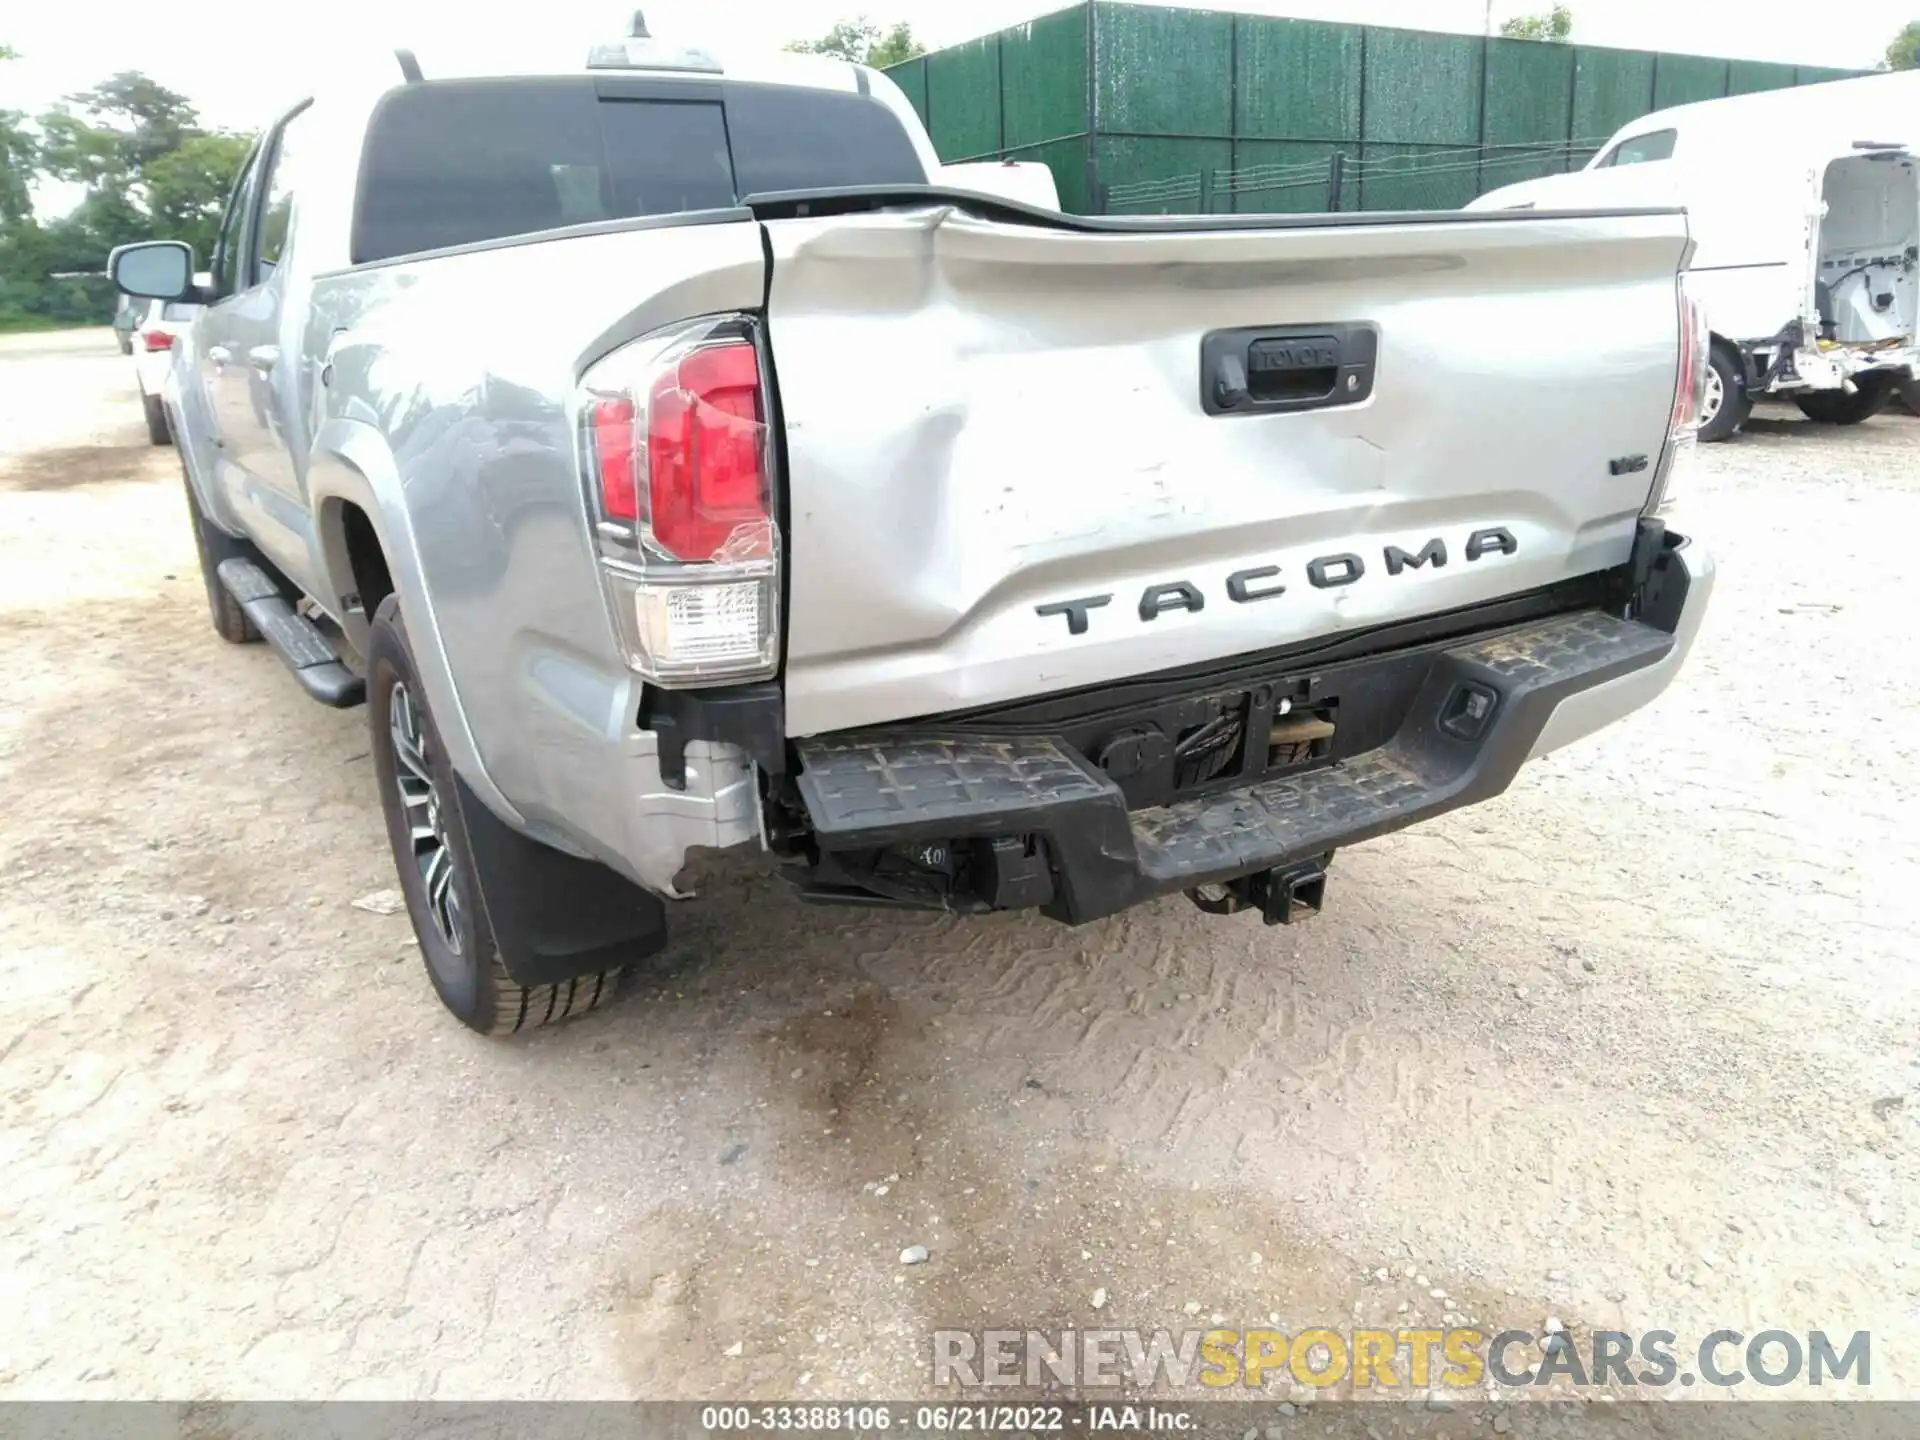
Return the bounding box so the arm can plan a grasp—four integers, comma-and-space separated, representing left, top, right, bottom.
1817, 153, 1919, 344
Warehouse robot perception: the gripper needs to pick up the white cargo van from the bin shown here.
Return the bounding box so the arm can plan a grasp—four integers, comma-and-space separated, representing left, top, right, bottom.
937, 158, 1063, 209
1468, 70, 1920, 440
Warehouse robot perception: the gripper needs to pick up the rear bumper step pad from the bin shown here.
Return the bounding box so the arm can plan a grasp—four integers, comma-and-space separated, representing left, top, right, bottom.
794, 608, 1673, 925
216, 558, 365, 709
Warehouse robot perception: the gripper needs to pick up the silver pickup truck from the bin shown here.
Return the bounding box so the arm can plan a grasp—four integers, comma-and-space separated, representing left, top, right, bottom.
108, 30, 1714, 1035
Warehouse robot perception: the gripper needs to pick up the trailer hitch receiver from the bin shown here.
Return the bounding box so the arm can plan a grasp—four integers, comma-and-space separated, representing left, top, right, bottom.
1185, 852, 1333, 925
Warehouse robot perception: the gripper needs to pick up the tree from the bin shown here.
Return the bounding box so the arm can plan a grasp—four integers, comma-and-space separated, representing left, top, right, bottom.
0, 44, 34, 228
1, 63, 253, 326
144, 132, 251, 259
38, 72, 203, 193
786, 16, 924, 68
1887, 21, 1920, 69
1500, 5, 1573, 42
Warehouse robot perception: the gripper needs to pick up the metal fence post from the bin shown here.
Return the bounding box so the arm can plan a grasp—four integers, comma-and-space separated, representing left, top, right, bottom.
1327, 152, 1346, 212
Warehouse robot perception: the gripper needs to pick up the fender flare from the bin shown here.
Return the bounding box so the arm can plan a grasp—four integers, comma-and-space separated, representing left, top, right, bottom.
306, 416, 528, 831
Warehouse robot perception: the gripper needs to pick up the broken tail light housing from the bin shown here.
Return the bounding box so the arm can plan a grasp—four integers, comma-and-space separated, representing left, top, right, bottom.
577, 315, 779, 686
1645, 275, 1707, 517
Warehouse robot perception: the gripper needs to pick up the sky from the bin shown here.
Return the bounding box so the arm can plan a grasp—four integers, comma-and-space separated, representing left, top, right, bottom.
0, 0, 1896, 134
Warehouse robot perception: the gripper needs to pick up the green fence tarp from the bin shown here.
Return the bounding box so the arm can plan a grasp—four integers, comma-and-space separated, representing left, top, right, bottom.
888, 2, 1863, 214
1728, 59, 1799, 96
1093, 1, 1235, 135
1478, 142, 1577, 191
1097, 134, 1231, 212
1235, 17, 1363, 142
1020, 136, 1092, 212
1571, 47, 1657, 146
1223, 139, 1351, 212
1001, 6, 1089, 150
890, 56, 929, 125
1797, 65, 1864, 85
1359, 143, 1483, 211
1362, 26, 1485, 146
1653, 52, 1729, 109
924, 34, 1002, 160
1483, 36, 1575, 148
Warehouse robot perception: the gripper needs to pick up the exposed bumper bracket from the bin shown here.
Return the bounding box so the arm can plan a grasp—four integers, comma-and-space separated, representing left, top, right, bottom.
639, 682, 786, 791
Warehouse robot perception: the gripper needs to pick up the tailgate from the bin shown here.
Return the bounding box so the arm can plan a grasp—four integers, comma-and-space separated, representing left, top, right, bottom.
759, 200, 1690, 737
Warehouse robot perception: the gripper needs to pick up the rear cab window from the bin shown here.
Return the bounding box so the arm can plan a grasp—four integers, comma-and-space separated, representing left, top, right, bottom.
724, 83, 929, 196
351, 75, 928, 265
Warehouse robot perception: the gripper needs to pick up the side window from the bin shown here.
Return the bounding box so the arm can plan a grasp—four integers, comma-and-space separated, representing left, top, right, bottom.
254, 108, 309, 282
1596, 129, 1677, 169
211, 143, 264, 297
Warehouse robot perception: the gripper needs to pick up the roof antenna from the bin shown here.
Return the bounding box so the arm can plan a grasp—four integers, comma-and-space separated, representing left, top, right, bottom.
630, 10, 650, 37
395, 48, 423, 83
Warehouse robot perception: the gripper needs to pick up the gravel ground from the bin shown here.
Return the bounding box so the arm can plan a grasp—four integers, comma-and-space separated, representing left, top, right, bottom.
2, 329, 1918, 1405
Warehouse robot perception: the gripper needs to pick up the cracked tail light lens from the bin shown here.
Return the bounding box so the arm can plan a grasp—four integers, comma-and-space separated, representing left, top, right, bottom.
579, 316, 779, 686
645, 343, 771, 563
592, 395, 638, 521
1670, 283, 1709, 437
1648, 277, 1707, 516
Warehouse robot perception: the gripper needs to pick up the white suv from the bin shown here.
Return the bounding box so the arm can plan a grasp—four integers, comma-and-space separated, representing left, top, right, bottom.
130, 298, 200, 445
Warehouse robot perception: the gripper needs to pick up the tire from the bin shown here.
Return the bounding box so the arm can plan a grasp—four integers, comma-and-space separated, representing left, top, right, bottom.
1896, 376, 1920, 417
1697, 343, 1750, 443
366, 595, 625, 1035
142, 390, 171, 447
1794, 374, 1895, 426
181, 470, 260, 644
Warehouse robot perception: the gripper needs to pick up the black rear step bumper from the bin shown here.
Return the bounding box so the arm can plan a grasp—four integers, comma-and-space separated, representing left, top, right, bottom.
792, 531, 1708, 926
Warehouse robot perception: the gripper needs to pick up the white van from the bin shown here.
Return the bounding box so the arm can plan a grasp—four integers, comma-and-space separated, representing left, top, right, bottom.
1468, 70, 1920, 440
937, 159, 1063, 210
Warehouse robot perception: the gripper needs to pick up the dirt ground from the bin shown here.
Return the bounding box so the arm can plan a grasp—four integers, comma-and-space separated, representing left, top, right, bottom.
3, 327, 1918, 1406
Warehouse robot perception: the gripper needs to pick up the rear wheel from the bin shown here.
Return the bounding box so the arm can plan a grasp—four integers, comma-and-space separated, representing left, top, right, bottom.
182, 470, 259, 644
1794, 374, 1895, 426
367, 596, 625, 1034
1697, 343, 1750, 443
142, 391, 171, 446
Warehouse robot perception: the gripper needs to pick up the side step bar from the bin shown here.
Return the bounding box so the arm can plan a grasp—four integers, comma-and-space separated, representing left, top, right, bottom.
216, 558, 365, 708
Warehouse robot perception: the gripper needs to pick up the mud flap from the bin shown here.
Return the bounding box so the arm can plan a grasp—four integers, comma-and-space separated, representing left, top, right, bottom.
453, 775, 670, 987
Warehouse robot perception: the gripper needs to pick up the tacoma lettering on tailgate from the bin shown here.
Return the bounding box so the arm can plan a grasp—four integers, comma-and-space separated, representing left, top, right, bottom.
1034, 527, 1519, 637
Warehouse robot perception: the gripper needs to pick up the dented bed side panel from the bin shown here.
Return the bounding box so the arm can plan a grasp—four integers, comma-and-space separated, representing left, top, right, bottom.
762, 205, 1691, 738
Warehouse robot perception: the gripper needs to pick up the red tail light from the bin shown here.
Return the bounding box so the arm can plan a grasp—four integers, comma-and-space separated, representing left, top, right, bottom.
1669, 287, 1707, 435
579, 317, 780, 687
1647, 277, 1707, 517
140, 329, 174, 352
644, 341, 769, 562
593, 395, 638, 521
590, 340, 769, 560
